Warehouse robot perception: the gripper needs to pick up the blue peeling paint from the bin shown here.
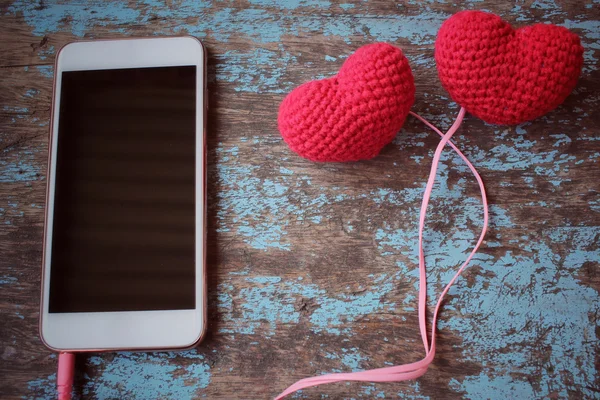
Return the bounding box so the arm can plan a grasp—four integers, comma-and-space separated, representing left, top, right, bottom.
35, 65, 53, 78
358, 384, 389, 399
531, 0, 564, 17
25, 373, 57, 400
0, 159, 41, 183
0, 276, 18, 286
550, 133, 572, 147
9, 1, 142, 36
310, 278, 396, 335
460, 138, 577, 176
323, 348, 365, 372
217, 274, 398, 335
216, 154, 347, 250
589, 196, 600, 213
38, 45, 55, 61
310, 215, 322, 223
366, 11, 448, 46
24, 89, 40, 98
135, 0, 212, 20
248, 0, 332, 9
238, 224, 290, 251
3, 105, 29, 113
247, 276, 282, 284
441, 226, 600, 398
84, 352, 211, 399
450, 375, 534, 399
217, 47, 298, 93
561, 19, 600, 40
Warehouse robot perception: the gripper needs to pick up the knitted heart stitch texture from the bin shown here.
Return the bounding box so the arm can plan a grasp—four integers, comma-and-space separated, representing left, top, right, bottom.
435, 10, 583, 125
278, 43, 415, 162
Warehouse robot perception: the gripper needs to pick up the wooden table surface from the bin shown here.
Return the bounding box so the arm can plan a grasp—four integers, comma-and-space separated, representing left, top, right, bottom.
1, 1, 599, 399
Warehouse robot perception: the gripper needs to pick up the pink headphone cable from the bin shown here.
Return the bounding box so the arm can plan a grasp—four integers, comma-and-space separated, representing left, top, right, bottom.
57, 352, 75, 400
275, 108, 489, 398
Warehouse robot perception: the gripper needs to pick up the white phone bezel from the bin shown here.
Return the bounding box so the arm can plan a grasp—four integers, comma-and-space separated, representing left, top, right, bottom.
40, 37, 207, 351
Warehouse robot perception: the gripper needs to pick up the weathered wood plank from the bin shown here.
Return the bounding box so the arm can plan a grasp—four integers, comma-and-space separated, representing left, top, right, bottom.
1, 0, 599, 399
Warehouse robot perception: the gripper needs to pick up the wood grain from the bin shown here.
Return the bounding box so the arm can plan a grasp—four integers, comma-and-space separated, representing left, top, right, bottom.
1, 0, 599, 399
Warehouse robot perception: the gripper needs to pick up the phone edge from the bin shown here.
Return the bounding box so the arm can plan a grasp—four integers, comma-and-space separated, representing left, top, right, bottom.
38, 36, 208, 353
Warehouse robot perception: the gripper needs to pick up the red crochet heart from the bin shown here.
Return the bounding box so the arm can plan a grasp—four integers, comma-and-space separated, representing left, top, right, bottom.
278, 43, 415, 162
435, 11, 583, 125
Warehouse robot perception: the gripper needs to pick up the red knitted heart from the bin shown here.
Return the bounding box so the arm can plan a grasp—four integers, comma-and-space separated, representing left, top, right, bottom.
278, 43, 415, 162
435, 11, 583, 125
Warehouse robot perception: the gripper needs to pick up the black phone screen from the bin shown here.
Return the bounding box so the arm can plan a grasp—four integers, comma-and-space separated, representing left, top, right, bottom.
49, 66, 197, 313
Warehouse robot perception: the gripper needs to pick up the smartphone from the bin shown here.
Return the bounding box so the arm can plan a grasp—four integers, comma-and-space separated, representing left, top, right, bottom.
40, 37, 207, 351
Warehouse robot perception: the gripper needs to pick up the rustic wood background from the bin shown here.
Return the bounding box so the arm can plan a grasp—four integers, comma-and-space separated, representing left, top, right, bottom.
1, 0, 599, 399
